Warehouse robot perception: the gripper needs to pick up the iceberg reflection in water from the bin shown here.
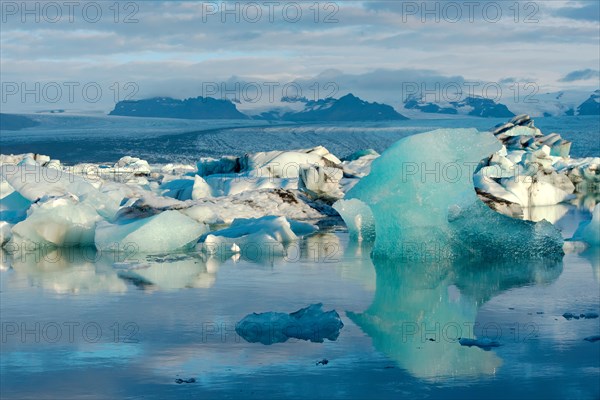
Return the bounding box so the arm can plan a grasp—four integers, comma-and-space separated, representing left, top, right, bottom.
0, 231, 598, 399
348, 255, 562, 379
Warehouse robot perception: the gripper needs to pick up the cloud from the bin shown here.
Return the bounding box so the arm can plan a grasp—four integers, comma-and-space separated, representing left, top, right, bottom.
559, 69, 600, 82
0, 1, 598, 112
553, 2, 600, 22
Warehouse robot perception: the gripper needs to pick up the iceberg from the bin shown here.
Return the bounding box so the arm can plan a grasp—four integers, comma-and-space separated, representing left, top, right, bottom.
298, 164, 343, 201
332, 199, 375, 242
95, 210, 207, 253
115, 156, 151, 175
0, 179, 31, 223
201, 215, 317, 256
235, 303, 344, 345
10, 194, 102, 247
0, 221, 12, 245
335, 128, 564, 259
1, 164, 123, 220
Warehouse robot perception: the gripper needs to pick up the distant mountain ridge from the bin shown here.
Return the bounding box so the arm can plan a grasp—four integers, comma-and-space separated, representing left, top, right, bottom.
577, 90, 600, 115
404, 90, 600, 118
108, 90, 599, 121
109, 96, 248, 119
278, 93, 408, 121
403, 95, 515, 118
110, 93, 408, 121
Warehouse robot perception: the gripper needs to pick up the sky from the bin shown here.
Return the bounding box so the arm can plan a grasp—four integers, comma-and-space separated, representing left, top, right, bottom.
0, 0, 599, 113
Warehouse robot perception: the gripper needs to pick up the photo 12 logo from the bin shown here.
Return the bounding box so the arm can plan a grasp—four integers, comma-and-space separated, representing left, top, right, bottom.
198, 1, 340, 23
1, 321, 140, 344
1, 1, 140, 23
200, 81, 339, 103
1, 81, 139, 105
398, 1, 540, 23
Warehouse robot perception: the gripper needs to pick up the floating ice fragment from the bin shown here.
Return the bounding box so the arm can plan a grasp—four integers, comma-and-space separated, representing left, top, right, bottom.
562, 312, 599, 320
95, 210, 207, 253
200, 215, 317, 256
458, 338, 501, 350
235, 303, 343, 345
10, 195, 102, 247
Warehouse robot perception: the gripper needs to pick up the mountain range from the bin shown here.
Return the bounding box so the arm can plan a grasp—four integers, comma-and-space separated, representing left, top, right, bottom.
105, 90, 600, 121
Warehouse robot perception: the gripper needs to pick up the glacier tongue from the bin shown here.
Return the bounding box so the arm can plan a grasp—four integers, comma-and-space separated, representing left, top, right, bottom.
336, 128, 564, 259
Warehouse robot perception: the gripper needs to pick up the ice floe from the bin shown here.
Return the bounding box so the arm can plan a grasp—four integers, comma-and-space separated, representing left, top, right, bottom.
95, 210, 207, 253
200, 215, 317, 256
458, 338, 501, 350
235, 303, 344, 345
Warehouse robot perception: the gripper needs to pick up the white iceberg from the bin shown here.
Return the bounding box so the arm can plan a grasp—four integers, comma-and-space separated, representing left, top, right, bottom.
10, 195, 102, 247
180, 189, 327, 225
298, 164, 343, 201
0, 221, 12, 245
95, 210, 207, 253
201, 215, 317, 256
115, 156, 151, 175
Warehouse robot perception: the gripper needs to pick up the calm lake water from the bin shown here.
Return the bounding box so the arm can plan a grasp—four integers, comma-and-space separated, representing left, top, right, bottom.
1, 229, 599, 399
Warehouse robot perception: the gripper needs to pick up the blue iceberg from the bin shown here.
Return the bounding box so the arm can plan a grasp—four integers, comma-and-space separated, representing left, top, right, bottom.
335, 128, 564, 260
236, 303, 344, 345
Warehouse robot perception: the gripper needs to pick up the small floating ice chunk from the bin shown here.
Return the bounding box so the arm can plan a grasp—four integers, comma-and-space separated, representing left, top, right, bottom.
115, 156, 151, 175
235, 303, 344, 345
298, 164, 343, 201
563, 312, 599, 320
95, 210, 207, 253
201, 215, 317, 256
458, 338, 501, 350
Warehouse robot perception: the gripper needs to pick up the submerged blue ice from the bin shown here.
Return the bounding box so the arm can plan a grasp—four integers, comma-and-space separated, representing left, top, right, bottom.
235, 303, 344, 345
335, 128, 564, 259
